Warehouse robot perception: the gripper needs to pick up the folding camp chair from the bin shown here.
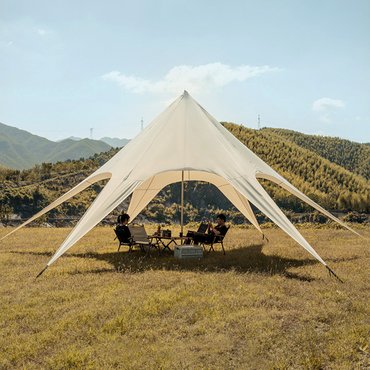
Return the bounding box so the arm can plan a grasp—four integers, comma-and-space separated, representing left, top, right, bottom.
128, 224, 159, 254
114, 228, 134, 252
202, 225, 230, 255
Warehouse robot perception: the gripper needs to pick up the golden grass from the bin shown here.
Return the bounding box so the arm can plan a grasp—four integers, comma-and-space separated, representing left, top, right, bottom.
0, 225, 369, 369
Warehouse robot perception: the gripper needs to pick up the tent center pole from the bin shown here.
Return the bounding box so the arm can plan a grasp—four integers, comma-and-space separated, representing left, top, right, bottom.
180, 170, 184, 239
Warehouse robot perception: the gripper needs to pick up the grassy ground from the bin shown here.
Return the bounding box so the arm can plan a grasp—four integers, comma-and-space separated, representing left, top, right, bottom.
0, 225, 369, 369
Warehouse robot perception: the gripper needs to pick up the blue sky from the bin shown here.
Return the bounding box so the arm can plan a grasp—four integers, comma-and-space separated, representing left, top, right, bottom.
1, 0, 369, 142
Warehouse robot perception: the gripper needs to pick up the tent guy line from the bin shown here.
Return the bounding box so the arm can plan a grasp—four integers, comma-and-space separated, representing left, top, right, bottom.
1, 91, 360, 280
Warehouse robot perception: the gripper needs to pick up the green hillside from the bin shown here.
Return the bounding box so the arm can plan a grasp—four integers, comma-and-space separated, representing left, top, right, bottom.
261, 127, 370, 179
0, 122, 111, 169
0, 124, 369, 225
224, 123, 369, 212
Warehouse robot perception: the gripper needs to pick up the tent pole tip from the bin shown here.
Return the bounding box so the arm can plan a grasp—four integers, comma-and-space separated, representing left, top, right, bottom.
326, 265, 344, 283
35, 266, 48, 279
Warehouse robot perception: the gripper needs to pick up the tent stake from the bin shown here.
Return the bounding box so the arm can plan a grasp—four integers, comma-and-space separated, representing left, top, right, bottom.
262, 234, 269, 242
326, 265, 344, 283
35, 265, 48, 279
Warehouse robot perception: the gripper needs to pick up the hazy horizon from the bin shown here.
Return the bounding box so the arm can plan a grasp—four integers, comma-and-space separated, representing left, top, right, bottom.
2, 119, 369, 145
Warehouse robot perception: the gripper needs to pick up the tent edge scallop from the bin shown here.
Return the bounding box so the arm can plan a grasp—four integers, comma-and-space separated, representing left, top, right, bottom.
127, 169, 263, 233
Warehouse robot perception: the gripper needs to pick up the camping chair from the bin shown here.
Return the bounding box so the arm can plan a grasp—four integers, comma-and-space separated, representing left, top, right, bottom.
114, 228, 134, 252
202, 225, 230, 255
128, 224, 159, 254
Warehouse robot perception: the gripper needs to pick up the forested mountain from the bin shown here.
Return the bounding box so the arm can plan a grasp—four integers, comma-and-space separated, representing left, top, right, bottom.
261, 127, 370, 179
0, 124, 369, 225
224, 123, 369, 212
0, 122, 111, 169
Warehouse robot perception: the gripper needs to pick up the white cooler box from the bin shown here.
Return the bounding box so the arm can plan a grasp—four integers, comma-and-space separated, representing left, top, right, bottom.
174, 245, 203, 259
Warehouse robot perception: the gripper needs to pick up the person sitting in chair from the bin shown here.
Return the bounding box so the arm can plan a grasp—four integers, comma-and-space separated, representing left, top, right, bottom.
191, 214, 228, 245
115, 212, 131, 243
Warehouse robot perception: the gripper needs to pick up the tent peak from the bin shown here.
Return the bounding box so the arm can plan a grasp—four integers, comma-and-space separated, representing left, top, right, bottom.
183, 90, 189, 96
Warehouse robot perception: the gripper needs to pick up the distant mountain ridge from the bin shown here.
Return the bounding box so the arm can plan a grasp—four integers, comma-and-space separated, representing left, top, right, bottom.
58, 136, 82, 142
0, 122, 112, 170
59, 136, 130, 148
99, 137, 130, 148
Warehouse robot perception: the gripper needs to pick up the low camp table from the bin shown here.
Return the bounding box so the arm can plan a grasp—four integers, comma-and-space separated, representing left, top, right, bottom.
149, 235, 183, 253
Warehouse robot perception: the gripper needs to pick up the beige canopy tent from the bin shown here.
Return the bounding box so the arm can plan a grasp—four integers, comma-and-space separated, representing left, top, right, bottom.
1, 91, 359, 279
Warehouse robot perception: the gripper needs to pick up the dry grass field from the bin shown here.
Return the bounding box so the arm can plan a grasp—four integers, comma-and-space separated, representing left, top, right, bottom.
0, 225, 369, 369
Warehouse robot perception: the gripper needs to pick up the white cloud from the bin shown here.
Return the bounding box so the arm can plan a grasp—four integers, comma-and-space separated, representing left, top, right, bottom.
37, 28, 49, 36
312, 97, 345, 124
312, 97, 345, 112
102, 63, 280, 95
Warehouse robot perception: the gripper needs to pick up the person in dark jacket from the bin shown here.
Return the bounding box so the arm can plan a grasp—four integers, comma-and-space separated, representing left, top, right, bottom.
192, 214, 228, 245
115, 212, 131, 243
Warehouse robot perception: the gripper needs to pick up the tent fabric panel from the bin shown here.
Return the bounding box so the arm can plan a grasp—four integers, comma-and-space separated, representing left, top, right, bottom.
127, 173, 180, 220
128, 189, 163, 221
229, 176, 327, 265
127, 170, 262, 232
47, 178, 141, 266
216, 183, 262, 233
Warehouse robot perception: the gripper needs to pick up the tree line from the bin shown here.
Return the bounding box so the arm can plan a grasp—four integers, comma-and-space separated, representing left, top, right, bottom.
0, 125, 369, 225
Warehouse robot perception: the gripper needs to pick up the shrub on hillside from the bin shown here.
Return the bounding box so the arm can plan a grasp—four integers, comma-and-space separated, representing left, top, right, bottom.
342, 212, 368, 224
